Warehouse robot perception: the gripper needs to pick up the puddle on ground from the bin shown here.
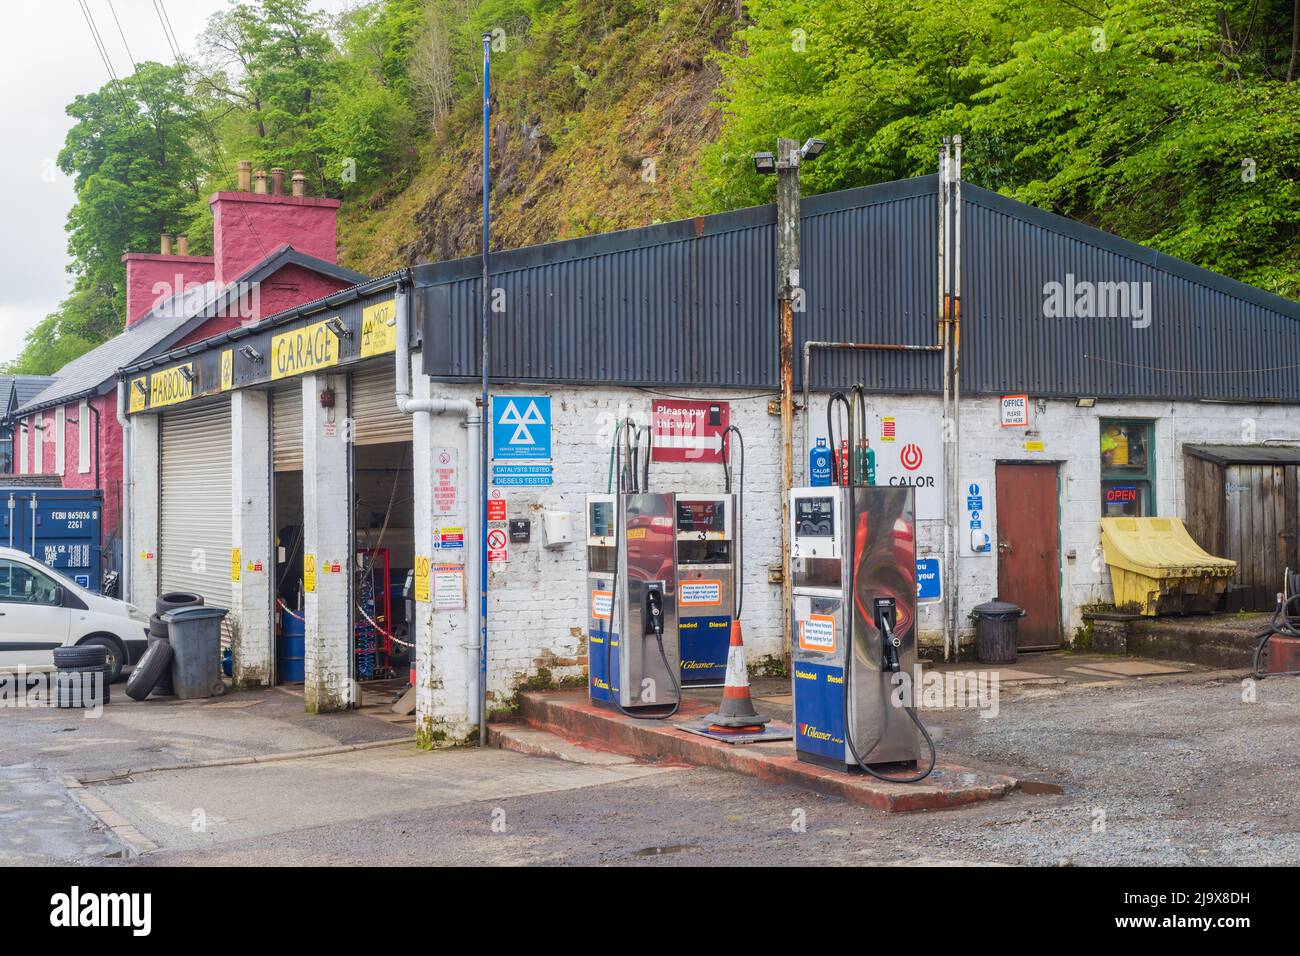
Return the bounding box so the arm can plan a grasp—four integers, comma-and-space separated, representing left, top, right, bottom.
1019, 781, 1064, 796
633, 844, 694, 857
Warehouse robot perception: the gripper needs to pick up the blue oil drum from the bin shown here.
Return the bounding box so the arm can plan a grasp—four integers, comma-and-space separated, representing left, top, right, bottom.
278, 611, 306, 683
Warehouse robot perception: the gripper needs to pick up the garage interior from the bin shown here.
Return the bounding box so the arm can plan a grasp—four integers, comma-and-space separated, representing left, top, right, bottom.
349, 364, 415, 705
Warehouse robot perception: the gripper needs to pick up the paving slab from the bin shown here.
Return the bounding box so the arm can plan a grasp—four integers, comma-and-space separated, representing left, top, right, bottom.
513, 690, 1018, 813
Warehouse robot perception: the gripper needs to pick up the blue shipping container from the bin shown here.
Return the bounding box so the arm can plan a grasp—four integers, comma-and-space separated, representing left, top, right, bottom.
1, 488, 103, 592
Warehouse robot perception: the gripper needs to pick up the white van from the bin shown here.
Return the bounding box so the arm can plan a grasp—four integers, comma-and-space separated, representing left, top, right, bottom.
0, 546, 149, 681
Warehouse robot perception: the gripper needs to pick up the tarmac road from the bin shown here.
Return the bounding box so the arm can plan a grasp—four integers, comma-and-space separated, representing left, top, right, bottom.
3, 669, 1296, 866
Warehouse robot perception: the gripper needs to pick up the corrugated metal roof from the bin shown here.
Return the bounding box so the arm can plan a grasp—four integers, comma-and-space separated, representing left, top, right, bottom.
414, 174, 1300, 402
13, 248, 369, 417
1184, 444, 1300, 465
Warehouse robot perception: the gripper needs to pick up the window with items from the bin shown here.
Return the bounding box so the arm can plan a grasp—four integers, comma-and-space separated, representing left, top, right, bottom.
1099, 420, 1155, 516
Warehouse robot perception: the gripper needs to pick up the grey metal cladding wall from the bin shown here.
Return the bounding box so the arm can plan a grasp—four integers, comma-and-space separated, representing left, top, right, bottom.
962, 188, 1300, 402
423, 211, 778, 387
798, 184, 943, 394
416, 173, 1300, 401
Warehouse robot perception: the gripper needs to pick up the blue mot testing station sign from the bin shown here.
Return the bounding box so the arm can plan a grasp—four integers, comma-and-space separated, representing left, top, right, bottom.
492, 396, 553, 486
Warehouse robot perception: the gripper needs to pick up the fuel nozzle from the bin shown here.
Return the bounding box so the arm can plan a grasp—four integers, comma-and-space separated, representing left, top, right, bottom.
874, 597, 901, 673
646, 584, 664, 639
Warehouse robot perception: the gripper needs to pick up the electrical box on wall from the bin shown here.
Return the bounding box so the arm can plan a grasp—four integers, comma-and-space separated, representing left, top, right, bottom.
542, 511, 573, 549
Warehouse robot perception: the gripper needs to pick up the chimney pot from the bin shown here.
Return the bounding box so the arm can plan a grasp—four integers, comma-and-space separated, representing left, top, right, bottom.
270, 167, 286, 196
253, 170, 268, 195
176, 235, 189, 256
237, 160, 252, 192
291, 170, 307, 197
160, 234, 173, 256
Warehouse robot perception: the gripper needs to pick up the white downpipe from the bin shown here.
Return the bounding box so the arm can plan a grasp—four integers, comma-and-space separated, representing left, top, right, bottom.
394, 282, 483, 726
116, 379, 131, 602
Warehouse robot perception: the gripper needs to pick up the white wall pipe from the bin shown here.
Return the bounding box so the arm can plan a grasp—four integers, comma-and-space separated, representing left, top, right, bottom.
115, 379, 131, 602
394, 281, 484, 728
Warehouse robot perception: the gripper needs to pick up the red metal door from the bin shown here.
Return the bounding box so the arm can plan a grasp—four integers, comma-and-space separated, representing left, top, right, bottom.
995, 463, 1062, 649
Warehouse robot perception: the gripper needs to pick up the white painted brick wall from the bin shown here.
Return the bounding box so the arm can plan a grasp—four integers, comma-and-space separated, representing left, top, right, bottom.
302, 373, 353, 712
127, 414, 159, 609
405, 367, 1300, 730
230, 389, 272, 686
412, 380, 786, 731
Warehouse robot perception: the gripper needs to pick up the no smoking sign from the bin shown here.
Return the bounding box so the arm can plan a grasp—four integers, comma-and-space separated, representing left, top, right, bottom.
487, 527, 509, 562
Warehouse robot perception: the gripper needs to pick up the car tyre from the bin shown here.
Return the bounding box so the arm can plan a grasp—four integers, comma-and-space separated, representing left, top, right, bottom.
77, 636, 125, 683
125, 640, 174, 702
156, 592, 202, 615
52, 645, 108, 669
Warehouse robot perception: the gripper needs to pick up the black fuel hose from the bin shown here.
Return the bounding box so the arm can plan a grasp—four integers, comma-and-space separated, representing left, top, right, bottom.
723, 424, 744, 621
1252, 591, 1300, 678
827, 392, 851, 485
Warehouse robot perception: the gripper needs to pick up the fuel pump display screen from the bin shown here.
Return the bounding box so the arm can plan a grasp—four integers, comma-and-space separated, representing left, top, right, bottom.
590, 501, 615, 538
676, 500, 725, 534
795, 497, 835, 536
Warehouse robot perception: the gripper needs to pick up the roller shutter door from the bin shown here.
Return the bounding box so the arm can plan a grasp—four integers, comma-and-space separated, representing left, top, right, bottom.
351, 363, 411, 446
159, 401, 233, 609
272, 383, 303, 471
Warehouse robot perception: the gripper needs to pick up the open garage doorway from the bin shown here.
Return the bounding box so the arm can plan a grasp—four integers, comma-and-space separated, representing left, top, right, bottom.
272, 384, 305, 686
349, 364, 415, 708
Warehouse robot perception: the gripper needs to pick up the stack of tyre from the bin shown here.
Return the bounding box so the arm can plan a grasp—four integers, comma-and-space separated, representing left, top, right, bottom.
126, 591, 202, 702
52, 645, 112, 709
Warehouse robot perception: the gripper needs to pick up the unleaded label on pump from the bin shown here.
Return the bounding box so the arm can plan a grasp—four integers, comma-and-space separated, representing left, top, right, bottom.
798, 614, 837, 653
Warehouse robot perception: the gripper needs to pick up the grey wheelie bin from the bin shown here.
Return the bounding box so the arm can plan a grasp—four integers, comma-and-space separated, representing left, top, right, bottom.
161, 605, 229, 699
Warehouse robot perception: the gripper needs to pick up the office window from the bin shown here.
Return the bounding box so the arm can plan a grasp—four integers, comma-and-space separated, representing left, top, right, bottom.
1100, 419, 1155, 516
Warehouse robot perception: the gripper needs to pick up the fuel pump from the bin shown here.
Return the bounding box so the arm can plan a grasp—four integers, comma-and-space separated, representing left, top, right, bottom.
789, 395, 936, 781
674, 424, 744, 686
585, 419, 681, 716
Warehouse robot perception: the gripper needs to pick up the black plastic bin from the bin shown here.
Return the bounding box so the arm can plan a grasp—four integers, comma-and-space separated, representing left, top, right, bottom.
971, 600, 1022, 664
161, 606, 229, 699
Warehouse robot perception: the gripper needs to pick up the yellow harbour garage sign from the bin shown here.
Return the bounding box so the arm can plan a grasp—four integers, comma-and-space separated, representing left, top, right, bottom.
149, 364, 194, 409
271, 319, 342, 381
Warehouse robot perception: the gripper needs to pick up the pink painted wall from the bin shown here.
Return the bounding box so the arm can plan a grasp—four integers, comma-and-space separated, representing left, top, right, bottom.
169, 263, 353, 349
54, 394, 124, 539
122, 254, 216, 327
210, 191, 341, 287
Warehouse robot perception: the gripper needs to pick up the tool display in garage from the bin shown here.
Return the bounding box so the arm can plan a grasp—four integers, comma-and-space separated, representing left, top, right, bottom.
788, 391, 936, 781
586, 419, 681, 717
355, 547, 395, 680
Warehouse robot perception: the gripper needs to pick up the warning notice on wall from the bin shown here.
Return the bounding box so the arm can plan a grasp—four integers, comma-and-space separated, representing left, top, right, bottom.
304, 554, 317, 593
434, 447, 458, 513
487, 489, 506, 521
650, 399, 729, 464
433, 563, 465, 610
414, 555, 430, 602
231, 547, 241, 583
487, 527, 508, 562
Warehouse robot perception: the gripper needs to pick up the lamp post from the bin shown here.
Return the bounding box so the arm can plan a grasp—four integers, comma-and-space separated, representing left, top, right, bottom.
754, 136, 825, 661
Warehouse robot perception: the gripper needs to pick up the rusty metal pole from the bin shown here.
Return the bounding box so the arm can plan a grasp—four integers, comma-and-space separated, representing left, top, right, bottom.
775, 137, 801, 664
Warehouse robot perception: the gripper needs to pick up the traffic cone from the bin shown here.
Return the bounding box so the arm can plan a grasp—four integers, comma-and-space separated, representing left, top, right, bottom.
704, 620, 770, 732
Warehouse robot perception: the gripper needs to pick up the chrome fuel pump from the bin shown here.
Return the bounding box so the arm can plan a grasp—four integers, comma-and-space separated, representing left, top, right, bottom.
586, 419, 681, 716
788, 394, 937, 780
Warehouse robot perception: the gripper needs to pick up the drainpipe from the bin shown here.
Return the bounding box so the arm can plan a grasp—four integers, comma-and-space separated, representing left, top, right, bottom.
116, 380, 131, 602
393, 279, 485, 734
950, 136, 964, 663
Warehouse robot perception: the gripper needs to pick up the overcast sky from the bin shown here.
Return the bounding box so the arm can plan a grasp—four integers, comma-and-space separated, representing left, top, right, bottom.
0, 0, 351, 366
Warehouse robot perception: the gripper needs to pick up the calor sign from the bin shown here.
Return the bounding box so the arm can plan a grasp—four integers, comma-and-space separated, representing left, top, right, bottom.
873, 412, 944, 520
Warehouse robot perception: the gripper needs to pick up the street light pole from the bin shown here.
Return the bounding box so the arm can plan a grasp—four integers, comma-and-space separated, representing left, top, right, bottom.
775, 137, 801, 661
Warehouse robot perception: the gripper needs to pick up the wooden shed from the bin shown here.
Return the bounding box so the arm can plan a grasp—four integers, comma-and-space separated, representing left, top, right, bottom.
1183, 444, 1300, 611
